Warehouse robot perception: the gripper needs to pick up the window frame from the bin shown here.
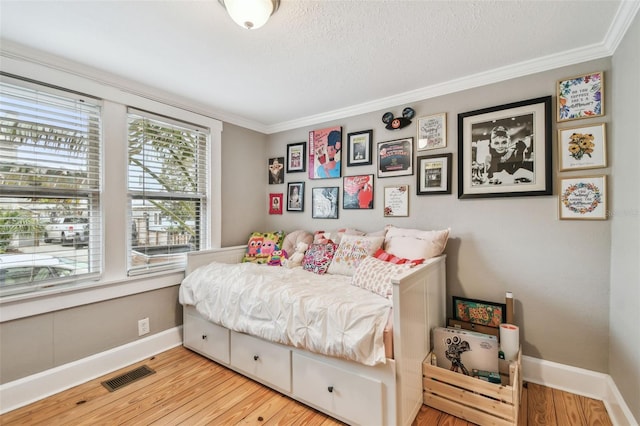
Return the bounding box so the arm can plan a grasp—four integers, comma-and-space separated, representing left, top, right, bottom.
0, 67, 222, 321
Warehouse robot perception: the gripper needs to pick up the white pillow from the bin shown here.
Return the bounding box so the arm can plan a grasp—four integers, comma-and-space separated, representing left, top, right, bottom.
384, 225, 450, 260
327, 234, 385, 276
351, 256, 410, 298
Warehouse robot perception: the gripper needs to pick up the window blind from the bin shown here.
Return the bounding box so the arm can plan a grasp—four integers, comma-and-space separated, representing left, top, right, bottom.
127, 108, 209, 275
0, 78, 102, 297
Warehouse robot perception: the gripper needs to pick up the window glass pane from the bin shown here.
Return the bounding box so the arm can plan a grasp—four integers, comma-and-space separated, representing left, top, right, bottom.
0, 79, 102, 297
127, 110, 208, 275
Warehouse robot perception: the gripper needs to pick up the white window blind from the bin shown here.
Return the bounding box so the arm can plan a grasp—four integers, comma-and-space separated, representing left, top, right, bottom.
127, 108, 208, 275
0, 78, 102, 297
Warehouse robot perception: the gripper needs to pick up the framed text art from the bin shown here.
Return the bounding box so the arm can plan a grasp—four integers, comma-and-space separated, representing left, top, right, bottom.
417, 153, 452, 195
377, 137, 413, 178
559, 175, 607, 220
269, 193, 283, 215
286, 142, 306, 173
309, 126, 342, 179
268, 157, 284, 184
383, 185, 409, 217
557, 71, 604, 122
287, 182, 304, 212
346, 130, 373, 167
311, 187, 339, 219
458, 96, 552, 199
417, 113, 447, 151
343, 174, 374, 209
558, 123, 607, 171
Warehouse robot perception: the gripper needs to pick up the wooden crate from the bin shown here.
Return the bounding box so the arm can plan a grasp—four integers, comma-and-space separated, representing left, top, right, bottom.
422, 349, 522, 426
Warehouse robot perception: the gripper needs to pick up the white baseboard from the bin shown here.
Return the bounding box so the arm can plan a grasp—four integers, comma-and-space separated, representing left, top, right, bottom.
1, 338, 636, 425
0, 326, 183, 415
522, 355, 637, 426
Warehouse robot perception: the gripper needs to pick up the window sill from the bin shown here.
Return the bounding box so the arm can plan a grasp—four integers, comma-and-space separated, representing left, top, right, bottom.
0, 269, 185, 322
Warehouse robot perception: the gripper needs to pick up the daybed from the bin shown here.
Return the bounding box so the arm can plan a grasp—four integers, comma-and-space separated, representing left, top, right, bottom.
179, 227, 448, 425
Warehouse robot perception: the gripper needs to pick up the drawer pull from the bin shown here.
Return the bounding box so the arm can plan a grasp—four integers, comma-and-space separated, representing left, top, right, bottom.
253, 355, 259, 361
327, 386, 334, 393
201, 334, 207, 340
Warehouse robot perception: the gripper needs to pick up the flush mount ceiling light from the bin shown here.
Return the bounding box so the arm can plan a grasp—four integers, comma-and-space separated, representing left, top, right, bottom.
219, 0, 280, 30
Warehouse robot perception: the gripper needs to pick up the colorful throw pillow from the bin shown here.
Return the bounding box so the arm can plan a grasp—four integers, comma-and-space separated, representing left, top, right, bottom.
302, 242, 338, 275
351, 256, 410, 298
327, 234, 385, 276
241, 231, 286, 264
383, 225, 450, 260
373, 248, 424, 267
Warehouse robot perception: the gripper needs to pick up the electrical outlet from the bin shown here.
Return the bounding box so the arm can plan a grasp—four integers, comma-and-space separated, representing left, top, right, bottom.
138, 317, 150, 336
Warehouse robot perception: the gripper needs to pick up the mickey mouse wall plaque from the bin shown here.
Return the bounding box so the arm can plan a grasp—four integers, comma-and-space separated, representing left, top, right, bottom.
382, 107, 415, 130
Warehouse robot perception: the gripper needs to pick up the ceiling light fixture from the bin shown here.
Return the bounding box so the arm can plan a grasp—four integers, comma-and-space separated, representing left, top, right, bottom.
219, 0, 280, 30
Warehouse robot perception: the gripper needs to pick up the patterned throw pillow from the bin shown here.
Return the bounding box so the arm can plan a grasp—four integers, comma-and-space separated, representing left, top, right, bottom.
241, 231, 286, 264
327, 234, 385, 276
302, 242, 338, 275
351, 256, 410, 298
373, 248, 424, 267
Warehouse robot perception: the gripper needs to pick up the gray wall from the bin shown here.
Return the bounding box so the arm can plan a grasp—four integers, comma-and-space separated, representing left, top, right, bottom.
265, 57, 613, 373
609, 12, 640, 421
0, 286, 181, 383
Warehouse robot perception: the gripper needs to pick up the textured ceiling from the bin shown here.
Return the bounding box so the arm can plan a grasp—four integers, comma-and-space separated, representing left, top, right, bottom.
0, 1, 638, 133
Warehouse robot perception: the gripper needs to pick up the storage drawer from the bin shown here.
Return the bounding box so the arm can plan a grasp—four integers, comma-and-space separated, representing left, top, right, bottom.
230, 331, 291, 392
292, 353, 383, 426
183, 311, 230, 364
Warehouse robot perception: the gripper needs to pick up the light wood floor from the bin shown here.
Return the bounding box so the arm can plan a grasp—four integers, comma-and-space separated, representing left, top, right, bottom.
1, 346, 613, 425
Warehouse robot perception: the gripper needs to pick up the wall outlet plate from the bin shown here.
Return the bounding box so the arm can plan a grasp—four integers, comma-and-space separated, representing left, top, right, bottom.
138, 318, 150, 336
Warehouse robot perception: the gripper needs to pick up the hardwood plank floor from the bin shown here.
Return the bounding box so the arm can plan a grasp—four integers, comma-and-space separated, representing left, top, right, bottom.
0, 346, 613, 425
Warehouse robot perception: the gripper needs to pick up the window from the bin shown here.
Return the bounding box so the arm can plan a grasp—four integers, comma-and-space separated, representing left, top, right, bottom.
0, 78, 102, 297
127, 108, 209, 275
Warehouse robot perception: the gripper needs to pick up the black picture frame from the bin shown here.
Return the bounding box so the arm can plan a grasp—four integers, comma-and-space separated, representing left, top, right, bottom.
342, 174, 374, 209
311, 187, 339, 219
458, 96, 552, 199
268, 157, 285, 184
286, 142, 306, 173
452, 296, 507, 328
417, 153, 452, 195
346, 130, 373, 167
286, 182, 305, 212
377, 137, 413, 178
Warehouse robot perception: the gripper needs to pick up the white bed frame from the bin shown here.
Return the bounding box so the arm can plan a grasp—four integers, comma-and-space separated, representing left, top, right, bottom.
182, 246, 446, 426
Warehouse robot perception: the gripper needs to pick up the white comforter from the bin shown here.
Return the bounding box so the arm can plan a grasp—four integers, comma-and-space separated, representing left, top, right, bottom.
179, 262, 392, 366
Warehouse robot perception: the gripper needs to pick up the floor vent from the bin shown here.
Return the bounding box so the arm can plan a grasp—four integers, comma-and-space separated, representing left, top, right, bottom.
101, 365, 155, 392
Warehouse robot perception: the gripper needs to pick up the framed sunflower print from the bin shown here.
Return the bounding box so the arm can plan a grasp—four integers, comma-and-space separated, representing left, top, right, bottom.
558, 123, 607, 171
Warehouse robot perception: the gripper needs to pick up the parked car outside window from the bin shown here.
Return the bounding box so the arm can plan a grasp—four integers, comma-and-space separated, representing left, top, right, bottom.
0, 254, 74, 286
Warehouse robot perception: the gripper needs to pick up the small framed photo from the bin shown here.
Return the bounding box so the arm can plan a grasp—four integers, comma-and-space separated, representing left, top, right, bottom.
458, 96, 552, 198
286, 142, 306, 173
557, 71, 604, 122
287, 182, 304, 212
346, 130, 373, 167
269, 193, 283, 215
343, 174, 374, 209
383, 185, 409, 217
559, 175, 607, 220
558, 123, 607, 171
268, 157, 284, 184
452, 296, 506, 328
417, 153, 452, 195
377, 137, 413, 178
311, 187, 339, 219
309, 126, 342, 179
417, 113, 447, 150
